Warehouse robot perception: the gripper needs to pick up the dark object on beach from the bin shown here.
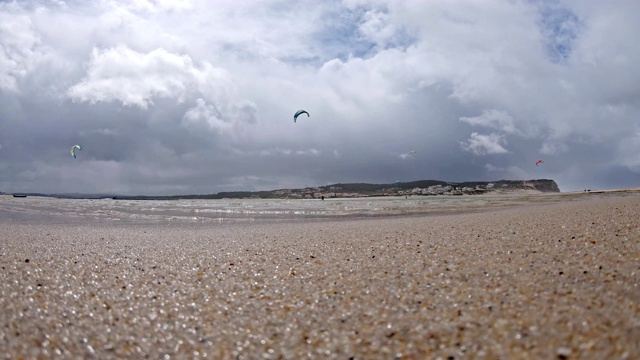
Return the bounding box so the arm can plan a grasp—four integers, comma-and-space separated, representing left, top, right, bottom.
321, 196, 324, 200
13, 194, 27, 198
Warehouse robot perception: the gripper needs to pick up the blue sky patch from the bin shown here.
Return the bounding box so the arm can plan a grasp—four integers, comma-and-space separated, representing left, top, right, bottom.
538, 2, 580, 63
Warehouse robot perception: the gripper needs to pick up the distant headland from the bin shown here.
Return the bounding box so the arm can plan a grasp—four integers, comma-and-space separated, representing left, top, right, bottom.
3, 179, 560, 200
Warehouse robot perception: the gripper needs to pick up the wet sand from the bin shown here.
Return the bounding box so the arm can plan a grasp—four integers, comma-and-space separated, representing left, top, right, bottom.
1, 194, 639, 359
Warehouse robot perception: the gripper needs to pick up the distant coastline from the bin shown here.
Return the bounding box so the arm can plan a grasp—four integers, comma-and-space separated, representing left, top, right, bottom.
2, 179, 561, 200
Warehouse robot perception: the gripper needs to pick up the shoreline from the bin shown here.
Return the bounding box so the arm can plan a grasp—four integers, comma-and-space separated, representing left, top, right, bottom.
1, 188, 639, 227
1, 194, 639, 358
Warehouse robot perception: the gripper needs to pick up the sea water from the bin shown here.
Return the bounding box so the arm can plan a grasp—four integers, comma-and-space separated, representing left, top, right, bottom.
0, 191, 630, 225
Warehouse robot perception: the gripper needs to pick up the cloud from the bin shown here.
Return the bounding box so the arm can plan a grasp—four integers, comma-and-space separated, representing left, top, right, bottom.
0, 11, 41, 92
399, 150, 416, 159
181, 98, 229, 133
484, 163, 529, 180
67, 45, 230, 109
616, 129, 640, 172
258, 148, 320, 157
537, 2, 580, 63
484, 163, 501, 172
461, 132, 509, 156
459, 109, 518, 134
540, 141, 568, 155
296, 148, 320, 156
117, 0, 194, 13
356, 6, 414, 51
79, 128, 118, 137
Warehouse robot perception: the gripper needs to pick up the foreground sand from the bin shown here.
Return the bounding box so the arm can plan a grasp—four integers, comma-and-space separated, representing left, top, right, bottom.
1, 195, 639, 359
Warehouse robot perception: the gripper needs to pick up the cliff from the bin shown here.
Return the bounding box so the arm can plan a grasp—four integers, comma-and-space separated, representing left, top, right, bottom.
166, 179, 559, 200
11, 179, 560, 200
268, 179, 561, 199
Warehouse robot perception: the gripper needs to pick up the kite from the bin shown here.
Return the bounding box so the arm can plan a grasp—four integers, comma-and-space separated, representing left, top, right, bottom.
71, 145, 82, 159
294, 110, 309, 123
536, 159, 543, 166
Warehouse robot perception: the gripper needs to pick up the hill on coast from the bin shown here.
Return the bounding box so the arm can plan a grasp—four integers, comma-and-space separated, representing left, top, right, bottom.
5, 179, 560, 200
107, 179, 560, 200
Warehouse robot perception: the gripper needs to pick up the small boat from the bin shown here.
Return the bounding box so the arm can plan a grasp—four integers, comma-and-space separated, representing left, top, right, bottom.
13, 194, 27, 198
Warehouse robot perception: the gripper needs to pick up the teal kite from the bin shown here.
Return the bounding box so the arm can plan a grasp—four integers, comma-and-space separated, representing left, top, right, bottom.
294, 110, 309, 123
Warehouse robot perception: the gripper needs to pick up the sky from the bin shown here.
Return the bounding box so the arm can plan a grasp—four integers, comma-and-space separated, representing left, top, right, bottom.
1, 0, 639, 195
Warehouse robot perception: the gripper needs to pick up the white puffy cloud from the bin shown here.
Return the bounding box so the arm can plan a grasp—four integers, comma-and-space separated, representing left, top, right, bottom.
181, 98, 229, 134
0, 11, 41, 92
181, 97, 256, 133
461, 133, 509, 156
67, 45, 231, 109
460, 109, 518, 134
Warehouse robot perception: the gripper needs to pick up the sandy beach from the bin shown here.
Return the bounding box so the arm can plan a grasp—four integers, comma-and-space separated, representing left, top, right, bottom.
1, 194, 639, 359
